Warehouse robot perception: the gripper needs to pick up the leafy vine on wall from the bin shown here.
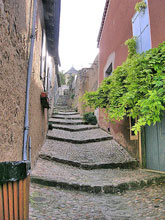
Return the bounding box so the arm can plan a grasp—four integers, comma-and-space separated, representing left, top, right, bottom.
81, 42, 165, 133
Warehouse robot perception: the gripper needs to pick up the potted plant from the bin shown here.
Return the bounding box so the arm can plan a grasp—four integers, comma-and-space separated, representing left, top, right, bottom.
40, 92, 50, 109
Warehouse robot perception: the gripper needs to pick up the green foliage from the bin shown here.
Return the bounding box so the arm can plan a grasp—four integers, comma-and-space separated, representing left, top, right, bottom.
71, 93, 75, 99
135, 0, 147, 12
81, 42, 165, 133
83, 112, 97, 125
59, 71, 65, 85
67, 75, 75, 87
125, 37, 137, 58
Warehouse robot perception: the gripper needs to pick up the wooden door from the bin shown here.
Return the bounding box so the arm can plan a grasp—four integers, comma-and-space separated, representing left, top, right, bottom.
132, 0, 165, 171
146, 116, 165, 171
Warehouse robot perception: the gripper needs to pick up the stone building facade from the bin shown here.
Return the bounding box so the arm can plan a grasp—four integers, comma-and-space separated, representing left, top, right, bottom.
0, 0, 61, 167
74, 56, 98, 114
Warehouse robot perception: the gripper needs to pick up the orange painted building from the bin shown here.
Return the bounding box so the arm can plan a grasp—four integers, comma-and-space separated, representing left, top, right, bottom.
97, 0, 165, 161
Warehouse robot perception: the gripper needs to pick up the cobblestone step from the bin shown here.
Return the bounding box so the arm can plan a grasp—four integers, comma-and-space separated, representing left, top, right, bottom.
49, 120, 86, 125
47, 135, 112, 144
39, 154, 138, 170
31, 158, 165, 194
49, 117, 85, 124
47, 128, 113, 144
52, 116, 83, 120
54, 109, 75, 113
55, 105, 69, 108
51, 124, 99, 132
54, 111, 79, 115
40, 139, 137, 169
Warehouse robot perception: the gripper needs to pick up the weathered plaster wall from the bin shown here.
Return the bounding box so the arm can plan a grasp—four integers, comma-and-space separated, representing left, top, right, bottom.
74, 56, 98, 115
98, 0, 140, 159
0, 0, 56, 167
0, 0, 28, 162
28, 11, 48, 167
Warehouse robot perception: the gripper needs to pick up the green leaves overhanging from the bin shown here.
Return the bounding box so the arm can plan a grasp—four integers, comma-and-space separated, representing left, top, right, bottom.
81, 42, 165, 133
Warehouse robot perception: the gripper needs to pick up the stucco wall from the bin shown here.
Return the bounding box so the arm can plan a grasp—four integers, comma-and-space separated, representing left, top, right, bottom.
0, 0, 56, 167
98, 0, 140, 158
148, 0, 165, 48
28, 10, 48, 167
0, 0, 28, 162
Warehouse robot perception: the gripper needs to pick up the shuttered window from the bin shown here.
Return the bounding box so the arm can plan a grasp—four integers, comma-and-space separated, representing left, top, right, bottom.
132, 0, 151, 53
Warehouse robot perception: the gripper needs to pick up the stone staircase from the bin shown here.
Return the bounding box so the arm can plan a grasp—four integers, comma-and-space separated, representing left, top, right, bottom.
31, 97, 165, 194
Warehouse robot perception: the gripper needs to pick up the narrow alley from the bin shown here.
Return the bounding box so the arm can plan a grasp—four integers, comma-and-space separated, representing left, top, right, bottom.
1, 0, 165, 219
29, 96, 165, 219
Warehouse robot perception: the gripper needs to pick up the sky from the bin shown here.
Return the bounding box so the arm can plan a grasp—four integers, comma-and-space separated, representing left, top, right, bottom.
59, 0, 106, 72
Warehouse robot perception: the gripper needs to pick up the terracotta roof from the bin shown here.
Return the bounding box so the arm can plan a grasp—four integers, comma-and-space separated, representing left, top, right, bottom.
97, 0, 110, 47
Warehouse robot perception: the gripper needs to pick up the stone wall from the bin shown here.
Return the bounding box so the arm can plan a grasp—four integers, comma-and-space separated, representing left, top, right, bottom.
0, 0, 57, 168
73, 56, 98, 115
0, 0, 28, 162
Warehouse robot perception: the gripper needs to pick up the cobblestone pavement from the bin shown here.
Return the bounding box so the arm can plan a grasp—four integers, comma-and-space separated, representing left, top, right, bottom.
51, 124, 98, 131
50, 118, 85, 124
30, 105, 165, 219
31, 158, 164, 194
55, 111, 79, 115
52, 114, 83, 119
47, 128, 112, 141
40, 139, 134, 164
29, 183, 165, 220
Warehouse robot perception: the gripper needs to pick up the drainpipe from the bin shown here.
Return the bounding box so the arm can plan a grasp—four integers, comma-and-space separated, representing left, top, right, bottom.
23, 0, 38, 161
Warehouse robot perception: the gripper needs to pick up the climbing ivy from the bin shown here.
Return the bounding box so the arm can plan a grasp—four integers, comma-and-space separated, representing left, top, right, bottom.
125, 37, 137, 58
81, 42, 165, 134
135, 0, 147, 12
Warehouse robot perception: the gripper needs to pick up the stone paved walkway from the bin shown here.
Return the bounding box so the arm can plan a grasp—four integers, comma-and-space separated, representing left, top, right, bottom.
52, 113, 83, 119
49, 118, 85, 124
31, 158, 164, 193
47, 128, 113, 143
29, 183, 165, 220
30, 102, 165, 219
40, 139, 135, 165
51, 124, 98, 131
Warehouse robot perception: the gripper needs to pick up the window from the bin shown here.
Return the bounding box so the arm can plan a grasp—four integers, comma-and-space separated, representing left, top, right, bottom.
129, 117, 138, 140
105, 63, 113, 77
104, 52, 115, 78
132, 0, 151, 53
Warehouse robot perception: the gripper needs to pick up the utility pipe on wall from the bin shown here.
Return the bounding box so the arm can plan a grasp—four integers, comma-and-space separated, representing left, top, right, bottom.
23, 0, 38, 160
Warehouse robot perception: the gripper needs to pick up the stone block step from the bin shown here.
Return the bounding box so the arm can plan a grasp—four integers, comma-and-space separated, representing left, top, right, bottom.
31, 159, 165, 194
54, 110, 76, 113
55, 106, 71, 109
39, 139, 137, 169
51, 124, 98, 132
47, 128, 113, 144
39, 154, 138, 170
52, 116, 83, 120
47, 135, 112, 144
52, 113, 81, 118
54, 112, 79, 116
49, 118, 86, 125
